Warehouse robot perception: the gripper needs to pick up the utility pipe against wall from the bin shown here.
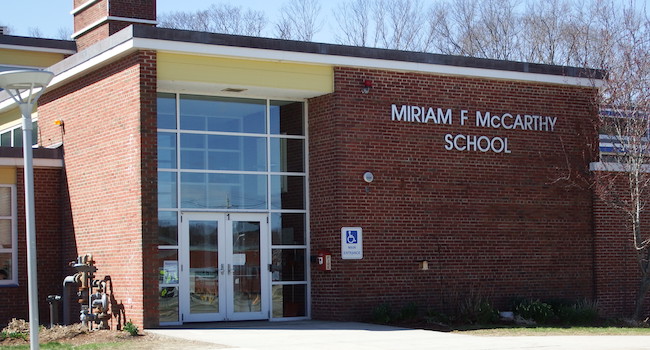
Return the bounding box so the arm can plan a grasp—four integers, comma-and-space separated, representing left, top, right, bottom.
62, 275, 77, 325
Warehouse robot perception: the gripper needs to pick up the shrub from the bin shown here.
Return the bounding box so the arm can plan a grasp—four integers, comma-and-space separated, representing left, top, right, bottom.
396, 302, 419, 321
371, 303, 393, 324
425, 309, 450, 325
457, 294, 499, 325
554, 299, 599, 325
123, 320, 139, 336
514, 299, 555, 324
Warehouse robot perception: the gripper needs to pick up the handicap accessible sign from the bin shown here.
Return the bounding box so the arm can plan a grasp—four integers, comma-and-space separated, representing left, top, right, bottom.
341, 227, 363, 260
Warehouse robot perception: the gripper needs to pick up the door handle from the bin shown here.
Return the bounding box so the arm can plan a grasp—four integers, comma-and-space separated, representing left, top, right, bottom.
220, 264, 225, 275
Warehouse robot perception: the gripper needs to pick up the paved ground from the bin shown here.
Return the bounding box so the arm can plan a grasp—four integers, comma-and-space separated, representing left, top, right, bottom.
147, 320, 650, 350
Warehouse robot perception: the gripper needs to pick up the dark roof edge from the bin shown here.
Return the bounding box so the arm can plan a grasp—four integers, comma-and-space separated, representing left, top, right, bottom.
0, 147, 62, 159
0, 35, 77, 52
132, 25, 606, 80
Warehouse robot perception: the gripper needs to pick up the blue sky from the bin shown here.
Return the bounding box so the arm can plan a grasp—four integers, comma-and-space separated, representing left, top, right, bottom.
0, 0, 645, 44
0, 0, 343, 43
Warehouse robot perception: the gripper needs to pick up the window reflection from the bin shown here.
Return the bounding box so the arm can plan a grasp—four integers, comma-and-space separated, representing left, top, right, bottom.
271, 175, 305, 209
271, 213, 305, 245
180, 95, 266, 134
181, 173, 267, 209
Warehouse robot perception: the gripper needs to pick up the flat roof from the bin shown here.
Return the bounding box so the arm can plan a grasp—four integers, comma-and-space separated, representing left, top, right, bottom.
138, 25, 605, 80
0, 35, 77, 55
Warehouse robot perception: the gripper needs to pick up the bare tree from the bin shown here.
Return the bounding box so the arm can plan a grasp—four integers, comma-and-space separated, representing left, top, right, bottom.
158, 4, 267, 36
57, 27, 73, 41
373, 0, 426, 51
592, 0, 650, 320
426, 0, 522, 60
28, 27, 43, 38
275, 0, 323, 41
333, 0, 372, 47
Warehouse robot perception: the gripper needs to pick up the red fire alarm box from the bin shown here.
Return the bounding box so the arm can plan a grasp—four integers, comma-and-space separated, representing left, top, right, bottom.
317, 250, 332, 271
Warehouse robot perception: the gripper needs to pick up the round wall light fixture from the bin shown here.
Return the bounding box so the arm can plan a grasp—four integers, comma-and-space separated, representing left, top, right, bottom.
363, 171, 374, 183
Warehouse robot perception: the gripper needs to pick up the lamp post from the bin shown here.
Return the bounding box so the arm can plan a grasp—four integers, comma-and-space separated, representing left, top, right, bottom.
0, 69, 54, 350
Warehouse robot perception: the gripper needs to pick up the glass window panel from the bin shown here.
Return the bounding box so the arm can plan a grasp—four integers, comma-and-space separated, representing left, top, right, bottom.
158, 171, 177, 209
180, 95, 266, 134
32, 121, 38, 146
207, 135, 266, 171
271, 138, 304, 173
0, 132, 10, 146
0, 187, 11, 216
159, 286, 179, 323
271, 249, 305, 281
271, 175, 305, 209
13, 129, 22, 148
270, 101, 304, 135
181, 173, 267, 209
271, 213, 305, 245
0, 220, 11, 248
158, 211, 178, 246
272, 284, 306, 318
0, 252, 11, 281
232, 220, 261, 313
181, 134, 266, 171
158, 93, 177, 129
158, 249, 179, 284
189, 220, 219, 314
158, 132, 177, 169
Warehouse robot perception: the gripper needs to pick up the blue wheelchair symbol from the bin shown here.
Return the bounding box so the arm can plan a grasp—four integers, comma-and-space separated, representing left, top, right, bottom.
346, 230, 358, 244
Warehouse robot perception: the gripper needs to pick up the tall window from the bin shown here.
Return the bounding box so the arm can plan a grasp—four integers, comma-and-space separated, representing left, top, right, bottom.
0, 185, 16, 285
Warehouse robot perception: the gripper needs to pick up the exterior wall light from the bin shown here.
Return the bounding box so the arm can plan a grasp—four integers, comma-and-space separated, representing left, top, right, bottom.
362, 80, 373, 94
363, 171, 374, 183
0, 69, 54, 350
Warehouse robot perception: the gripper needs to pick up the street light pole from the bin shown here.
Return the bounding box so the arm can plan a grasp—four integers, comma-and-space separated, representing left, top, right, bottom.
0, 70, 54, 350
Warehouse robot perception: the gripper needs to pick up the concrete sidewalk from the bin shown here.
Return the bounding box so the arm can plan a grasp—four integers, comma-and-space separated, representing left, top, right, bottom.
147, 320, 650, 350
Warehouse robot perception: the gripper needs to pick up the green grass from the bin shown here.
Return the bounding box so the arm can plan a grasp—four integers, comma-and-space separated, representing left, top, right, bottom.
454, 326, 650, 336
0, 342, 129, 349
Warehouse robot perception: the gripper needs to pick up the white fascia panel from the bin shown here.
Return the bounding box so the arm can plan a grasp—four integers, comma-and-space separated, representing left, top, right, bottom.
0, 158, 63, 168
48, 40, 136, 89
132, 37, 603, 88
590, 162, 650, 173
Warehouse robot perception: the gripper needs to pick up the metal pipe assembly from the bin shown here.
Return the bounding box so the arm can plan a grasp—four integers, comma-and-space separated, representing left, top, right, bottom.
64, 254, 111, 329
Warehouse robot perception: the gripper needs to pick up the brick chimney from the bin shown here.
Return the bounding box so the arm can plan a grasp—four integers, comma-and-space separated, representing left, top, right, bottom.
72, 0, 156, 50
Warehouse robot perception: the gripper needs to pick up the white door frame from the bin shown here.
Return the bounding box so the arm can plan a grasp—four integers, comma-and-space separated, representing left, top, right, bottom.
180, 212, 269, 322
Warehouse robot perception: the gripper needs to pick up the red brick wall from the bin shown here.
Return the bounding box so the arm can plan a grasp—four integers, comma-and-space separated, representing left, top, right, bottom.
37, 50, 158, 329
309, 67, 599, 321
73, 0, 156, 51
592, 171, 650, 318
0, 168, 64, 327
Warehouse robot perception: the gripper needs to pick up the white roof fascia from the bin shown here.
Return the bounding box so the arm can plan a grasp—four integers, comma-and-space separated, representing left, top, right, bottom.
132, 37, 604, 88
48, 40, 136, 89
0, 158, 63, 168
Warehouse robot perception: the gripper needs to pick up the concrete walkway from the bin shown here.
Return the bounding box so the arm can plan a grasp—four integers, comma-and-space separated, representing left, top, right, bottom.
147, 320, 650, 350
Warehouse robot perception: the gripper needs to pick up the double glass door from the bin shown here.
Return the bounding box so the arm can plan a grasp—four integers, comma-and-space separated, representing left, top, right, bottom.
180, 212, 269, 322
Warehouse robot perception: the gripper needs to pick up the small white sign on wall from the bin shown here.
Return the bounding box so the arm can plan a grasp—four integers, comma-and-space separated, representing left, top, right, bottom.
341, 227, 363, 259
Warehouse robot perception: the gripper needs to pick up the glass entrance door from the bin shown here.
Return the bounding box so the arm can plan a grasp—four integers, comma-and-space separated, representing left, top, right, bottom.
180, 212, 269, 322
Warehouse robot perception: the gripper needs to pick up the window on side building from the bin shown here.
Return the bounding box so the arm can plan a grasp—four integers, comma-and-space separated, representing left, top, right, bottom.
0, 185, 17, 285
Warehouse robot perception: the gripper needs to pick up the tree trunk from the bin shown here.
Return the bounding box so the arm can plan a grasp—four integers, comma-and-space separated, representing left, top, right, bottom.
634, 276, 650, 320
